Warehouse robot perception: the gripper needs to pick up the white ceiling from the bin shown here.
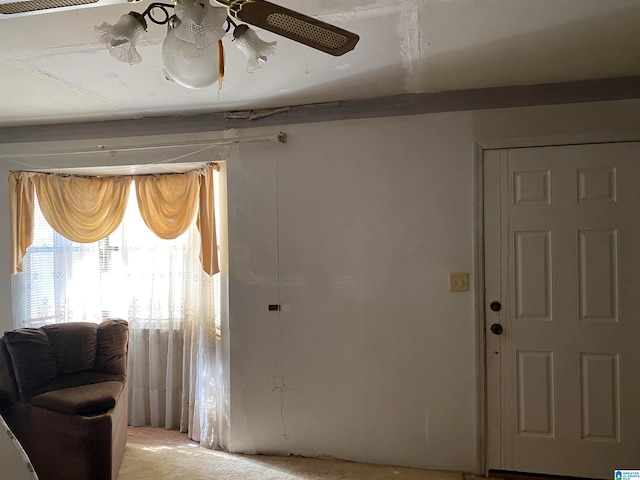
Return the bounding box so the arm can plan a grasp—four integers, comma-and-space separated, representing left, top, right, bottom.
1, 0, 639, 128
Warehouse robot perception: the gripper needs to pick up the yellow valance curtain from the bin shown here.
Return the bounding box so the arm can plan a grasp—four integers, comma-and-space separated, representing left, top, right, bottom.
36, 173, 131, 242
135, 170, 200, 239
9, 164, 219, 276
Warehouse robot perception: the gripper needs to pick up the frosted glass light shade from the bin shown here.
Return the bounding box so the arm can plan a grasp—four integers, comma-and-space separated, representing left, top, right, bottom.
95, 12, 147, 65
174, 0, 227, 48
233, 24, 276, 72
162, 26, 219, 89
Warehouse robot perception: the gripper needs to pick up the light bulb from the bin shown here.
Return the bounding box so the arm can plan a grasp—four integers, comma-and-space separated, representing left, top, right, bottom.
162, 24, 220, 89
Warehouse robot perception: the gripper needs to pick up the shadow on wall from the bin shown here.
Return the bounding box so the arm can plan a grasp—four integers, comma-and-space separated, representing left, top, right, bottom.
424, 4, 640, 91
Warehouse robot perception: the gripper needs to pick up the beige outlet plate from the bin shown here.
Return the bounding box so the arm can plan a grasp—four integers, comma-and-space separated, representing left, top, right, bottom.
449, 272, 469, 292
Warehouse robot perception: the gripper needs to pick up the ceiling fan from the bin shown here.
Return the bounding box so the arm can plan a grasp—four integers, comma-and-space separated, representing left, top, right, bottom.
0, 0, 360, 57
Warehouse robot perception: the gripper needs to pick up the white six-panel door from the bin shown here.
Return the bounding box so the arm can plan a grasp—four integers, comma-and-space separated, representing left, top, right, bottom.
485, 142, 640, 478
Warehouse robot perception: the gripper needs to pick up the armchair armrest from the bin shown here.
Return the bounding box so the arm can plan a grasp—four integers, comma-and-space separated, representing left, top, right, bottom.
29, 381, 124, 416
0, 340, 19, 404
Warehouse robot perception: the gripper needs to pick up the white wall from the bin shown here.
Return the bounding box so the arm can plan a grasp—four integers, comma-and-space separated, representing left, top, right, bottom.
223, 99, 640, 473
1, 99, 639, 474
226, 113, 478, 472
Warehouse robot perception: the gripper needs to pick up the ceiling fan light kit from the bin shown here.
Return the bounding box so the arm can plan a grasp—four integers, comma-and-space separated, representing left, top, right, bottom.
173, 0, 226, 47
161, 16, 221, 88
94, 11, 147, 64
88, 0, 360, 90
232, 23, 276, 72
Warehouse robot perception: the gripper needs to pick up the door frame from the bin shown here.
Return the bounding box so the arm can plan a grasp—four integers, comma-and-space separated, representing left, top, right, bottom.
472, 131, 640, 476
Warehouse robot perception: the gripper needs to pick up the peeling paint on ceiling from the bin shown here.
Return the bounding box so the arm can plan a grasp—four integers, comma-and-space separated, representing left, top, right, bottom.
1, 0, 639, 127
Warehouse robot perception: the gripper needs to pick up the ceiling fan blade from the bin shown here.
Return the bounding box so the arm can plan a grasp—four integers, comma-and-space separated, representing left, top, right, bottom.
0, 0, 121, 16
220, 0, 359, 56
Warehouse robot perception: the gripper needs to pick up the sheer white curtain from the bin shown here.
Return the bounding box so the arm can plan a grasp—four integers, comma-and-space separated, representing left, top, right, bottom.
122, 197, 218, 446
11, 180, 221, 448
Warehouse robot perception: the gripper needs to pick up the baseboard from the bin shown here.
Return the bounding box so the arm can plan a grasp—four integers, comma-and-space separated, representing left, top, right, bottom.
489, 470, 602, 480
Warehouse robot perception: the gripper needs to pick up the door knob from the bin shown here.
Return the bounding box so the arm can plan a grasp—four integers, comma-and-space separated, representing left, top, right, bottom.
490, 323, 503, 335
490, 301, 502, 312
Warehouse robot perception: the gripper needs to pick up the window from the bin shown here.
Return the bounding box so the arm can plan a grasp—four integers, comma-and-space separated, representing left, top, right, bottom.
12, 173, 222, 331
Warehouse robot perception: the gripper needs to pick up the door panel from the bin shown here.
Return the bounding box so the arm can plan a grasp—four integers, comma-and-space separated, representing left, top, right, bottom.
485, 142, 640, 478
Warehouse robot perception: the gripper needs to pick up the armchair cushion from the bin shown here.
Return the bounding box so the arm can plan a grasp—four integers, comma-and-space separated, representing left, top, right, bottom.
3, 329, 57, 401
42, 323, 97, 373
38, 371, 125, 394
2, 320, 127, 402
30, 381, 123, 416
95, 320, 129, 376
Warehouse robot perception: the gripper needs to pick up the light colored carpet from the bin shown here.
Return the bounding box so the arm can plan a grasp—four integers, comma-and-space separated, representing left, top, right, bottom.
118, 427, 479, 480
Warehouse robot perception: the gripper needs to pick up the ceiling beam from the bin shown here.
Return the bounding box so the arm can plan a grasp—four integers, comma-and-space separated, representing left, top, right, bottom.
1, 76, 639, 144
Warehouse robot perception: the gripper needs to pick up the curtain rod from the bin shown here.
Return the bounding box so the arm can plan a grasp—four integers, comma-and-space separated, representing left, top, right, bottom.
9, 161, 221, 178
0, 132, 287, 159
